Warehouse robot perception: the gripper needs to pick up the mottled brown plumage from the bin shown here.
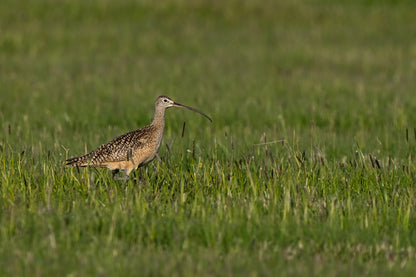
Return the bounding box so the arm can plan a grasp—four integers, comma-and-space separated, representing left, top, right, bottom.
66, 95, 212, 180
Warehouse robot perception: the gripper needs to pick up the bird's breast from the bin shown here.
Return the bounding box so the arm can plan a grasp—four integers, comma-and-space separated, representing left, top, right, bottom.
134, 128, 164, 166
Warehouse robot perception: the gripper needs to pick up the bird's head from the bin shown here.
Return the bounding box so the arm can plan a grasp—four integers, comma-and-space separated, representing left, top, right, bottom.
156, 95, 176, 108
155, 95, 212, 122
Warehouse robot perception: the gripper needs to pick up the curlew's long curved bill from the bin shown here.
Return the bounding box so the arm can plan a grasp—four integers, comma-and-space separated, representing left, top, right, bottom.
173, 102, 212, 122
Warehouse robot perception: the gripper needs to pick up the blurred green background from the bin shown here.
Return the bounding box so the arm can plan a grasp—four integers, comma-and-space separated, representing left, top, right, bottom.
2, 0, 415, 158
1, 0, 416, 276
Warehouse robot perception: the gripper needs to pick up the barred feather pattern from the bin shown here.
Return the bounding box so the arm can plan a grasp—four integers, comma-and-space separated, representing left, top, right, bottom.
66, 124, 160, 168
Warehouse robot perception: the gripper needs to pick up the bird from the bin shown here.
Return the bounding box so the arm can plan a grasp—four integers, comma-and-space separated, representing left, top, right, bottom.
66, 95, 212, 180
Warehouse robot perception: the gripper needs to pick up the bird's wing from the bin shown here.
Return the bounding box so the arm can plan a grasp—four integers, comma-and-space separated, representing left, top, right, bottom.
88, 128, 149, 165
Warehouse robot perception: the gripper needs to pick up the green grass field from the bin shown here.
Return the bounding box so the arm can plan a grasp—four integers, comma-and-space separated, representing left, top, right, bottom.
1, 0, 416, 276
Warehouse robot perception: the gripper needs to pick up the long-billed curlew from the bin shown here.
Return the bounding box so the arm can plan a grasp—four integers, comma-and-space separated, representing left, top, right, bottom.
66, 95, 212, 180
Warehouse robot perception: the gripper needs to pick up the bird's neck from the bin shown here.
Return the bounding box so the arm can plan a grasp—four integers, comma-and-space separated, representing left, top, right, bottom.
151, 106, 166, 128
151, 106, 166, 152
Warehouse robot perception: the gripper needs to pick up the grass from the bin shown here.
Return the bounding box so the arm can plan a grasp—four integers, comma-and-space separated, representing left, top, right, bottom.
1, 0, 416, 276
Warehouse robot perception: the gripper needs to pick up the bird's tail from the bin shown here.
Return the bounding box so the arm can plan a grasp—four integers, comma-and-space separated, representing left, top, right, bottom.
66, 154, 90, 167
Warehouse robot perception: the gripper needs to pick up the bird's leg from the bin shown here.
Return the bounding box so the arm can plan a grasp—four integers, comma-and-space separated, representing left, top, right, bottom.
110, 163, 129, 182
112, 169, 120, 180
112, 168, 137, 182
112, 169, 129, 182
155, 153, 162, 163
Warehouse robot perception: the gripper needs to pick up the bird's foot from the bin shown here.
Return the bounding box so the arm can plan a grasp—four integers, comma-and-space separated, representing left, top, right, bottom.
113, 175, 130, 182
112, 173, 144, 183
112, 169, 130, 182
111, 170, 145, 184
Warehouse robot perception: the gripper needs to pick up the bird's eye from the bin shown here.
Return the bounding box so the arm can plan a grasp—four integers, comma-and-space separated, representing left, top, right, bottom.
163, 99, 168, 103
